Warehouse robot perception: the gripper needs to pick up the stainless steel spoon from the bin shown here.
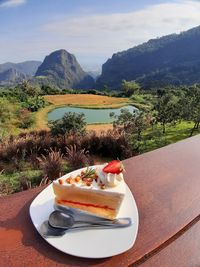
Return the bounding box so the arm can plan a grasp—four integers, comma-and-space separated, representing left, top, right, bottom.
54, 204, 112, 222
39, 220, 66, 238
48, 210, 132, 230
54, 204, 131, 224
40, 216, 132, 238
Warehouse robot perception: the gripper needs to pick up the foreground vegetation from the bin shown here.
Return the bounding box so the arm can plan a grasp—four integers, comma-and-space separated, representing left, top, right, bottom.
1, 80, 200, 195
0, 129, 131, 194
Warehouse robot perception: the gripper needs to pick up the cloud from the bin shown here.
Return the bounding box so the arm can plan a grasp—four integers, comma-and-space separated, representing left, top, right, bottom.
0, 0, 26, 8
41, 0, 200, 65
1, 0, 200, 69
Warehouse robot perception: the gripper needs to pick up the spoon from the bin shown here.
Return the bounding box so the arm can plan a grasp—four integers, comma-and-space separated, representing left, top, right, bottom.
54, 204, 112, 222
40, 217, 132, 238
54, 204, 130, 224
49, 210, 132, 229
39, 220, 66, 238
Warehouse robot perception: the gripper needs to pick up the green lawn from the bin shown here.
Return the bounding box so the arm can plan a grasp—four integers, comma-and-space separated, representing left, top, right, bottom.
139, 121, 198, 153
0, 169, 42, 195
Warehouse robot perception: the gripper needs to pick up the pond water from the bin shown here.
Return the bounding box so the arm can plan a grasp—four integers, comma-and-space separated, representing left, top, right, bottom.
48, 105, 137, 124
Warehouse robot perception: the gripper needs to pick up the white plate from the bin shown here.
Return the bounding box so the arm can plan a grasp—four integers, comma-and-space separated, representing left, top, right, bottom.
29, 167, 139, 259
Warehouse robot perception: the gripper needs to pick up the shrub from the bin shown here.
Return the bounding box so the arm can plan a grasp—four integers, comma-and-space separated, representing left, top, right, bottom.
0, 129, 134, 166
66, 144, 94, 170
17, 108, 34, 129
0, 168, 43, 195
22, 96, 45, 112
80, 130, 133, 159
131, 94, 146, 104
121, 80, 140, 96
49, 112, 86, 136
37, 148, 64, 181
19, 175, 32, 191
0, 179, 14, 196
96, 130, 133, 159
0, 98, 12, 123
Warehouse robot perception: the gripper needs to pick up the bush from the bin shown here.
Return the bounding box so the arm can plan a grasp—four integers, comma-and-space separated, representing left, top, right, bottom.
66, 144, 94, 170
17, 108, 34, 129
0, 129, 134, 164
80, 130, 133, 159
37, 148, 64, 181
121, 80, 141, 96
49, 112, 86, 136
0, 169, 42, 195
131, 94, 146, 104
41, 85, 60, 95
22, 96, 45, 112
0, 98, 12, 123
0, 179, 14, 196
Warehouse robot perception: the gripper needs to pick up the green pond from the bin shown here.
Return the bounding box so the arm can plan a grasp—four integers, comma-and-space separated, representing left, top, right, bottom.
48, 105, 137, 124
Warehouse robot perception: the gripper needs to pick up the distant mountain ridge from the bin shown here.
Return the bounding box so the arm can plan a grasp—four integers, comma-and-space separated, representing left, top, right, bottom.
96, 25, 200, 89
0, 68, 28, 86
0, 61, 41, 87
0, 61, 41, 76
2, 25, 200, 90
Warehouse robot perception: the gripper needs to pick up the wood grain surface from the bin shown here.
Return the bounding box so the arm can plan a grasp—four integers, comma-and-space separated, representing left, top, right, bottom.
141, 217, 200, 267
1, 135, 200, 266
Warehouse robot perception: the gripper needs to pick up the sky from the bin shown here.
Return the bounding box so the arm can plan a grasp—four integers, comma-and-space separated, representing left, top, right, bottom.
1, 0, 200, 71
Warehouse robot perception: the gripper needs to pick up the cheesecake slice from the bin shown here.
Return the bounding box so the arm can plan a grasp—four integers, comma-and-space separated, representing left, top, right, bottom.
52, 163, 126, 219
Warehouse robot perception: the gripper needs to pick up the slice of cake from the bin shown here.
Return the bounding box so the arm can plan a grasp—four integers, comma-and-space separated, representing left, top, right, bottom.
52, 160, 126, 219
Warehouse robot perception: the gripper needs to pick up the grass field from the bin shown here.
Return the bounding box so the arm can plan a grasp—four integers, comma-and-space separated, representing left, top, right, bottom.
44, 94, 130, 107
35, 94, 130, 131
141, 121, 198, 153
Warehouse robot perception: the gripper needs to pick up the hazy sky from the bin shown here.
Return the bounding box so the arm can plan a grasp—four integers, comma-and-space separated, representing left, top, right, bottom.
1, 0, 200, 70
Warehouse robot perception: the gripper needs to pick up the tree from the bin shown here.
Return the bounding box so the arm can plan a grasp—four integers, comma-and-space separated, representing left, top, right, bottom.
180, 85, 200, 136
20, 80, 41, 97
110, 108, 152, 153
12, 81, 45, 111
41, 85, 59, 95
121, 80, 141, 97
110, 109, 150, 141
0, 98, 12, 124
49, 112, 86, 136
22, 96, 45, 112
154, 92, 180, 133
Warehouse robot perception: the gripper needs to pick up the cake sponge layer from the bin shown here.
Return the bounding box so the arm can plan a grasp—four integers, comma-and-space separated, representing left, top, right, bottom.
55, 199, 117, 219
53, 182, 125, 219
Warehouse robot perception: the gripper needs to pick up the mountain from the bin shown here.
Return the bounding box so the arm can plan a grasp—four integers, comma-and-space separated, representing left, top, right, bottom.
0, 61, 41, 76
0, 68, 28, 86
96, 25, 200, 89
35, 49, 95, 89
87, 70, 100, 81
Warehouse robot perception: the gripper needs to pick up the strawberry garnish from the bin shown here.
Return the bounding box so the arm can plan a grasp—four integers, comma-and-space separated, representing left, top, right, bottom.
102, 160, 124, 174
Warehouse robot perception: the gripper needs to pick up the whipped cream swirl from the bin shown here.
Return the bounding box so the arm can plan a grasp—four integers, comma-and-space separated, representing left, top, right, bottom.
98, 164, 124, 188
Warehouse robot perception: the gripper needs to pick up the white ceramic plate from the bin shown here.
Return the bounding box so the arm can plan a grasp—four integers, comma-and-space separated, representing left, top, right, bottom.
29, 166, 139, 259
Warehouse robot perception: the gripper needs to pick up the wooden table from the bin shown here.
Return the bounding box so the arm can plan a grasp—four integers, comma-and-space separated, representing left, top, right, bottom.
1, 135, 200, 266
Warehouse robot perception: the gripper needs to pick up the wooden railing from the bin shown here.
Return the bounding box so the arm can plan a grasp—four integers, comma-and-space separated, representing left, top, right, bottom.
1, 135, 200, 266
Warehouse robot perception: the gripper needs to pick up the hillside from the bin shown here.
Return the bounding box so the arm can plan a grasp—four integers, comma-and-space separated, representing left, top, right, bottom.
96, 25, 200, 89
0, 68, 28, 86
0, 61, 41, 76
34, 49, 95, 89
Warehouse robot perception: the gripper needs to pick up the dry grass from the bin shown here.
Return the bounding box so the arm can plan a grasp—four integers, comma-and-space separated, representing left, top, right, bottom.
44, 94, 129, 107
34, 105, 53, 130
86, 124, 113, 133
